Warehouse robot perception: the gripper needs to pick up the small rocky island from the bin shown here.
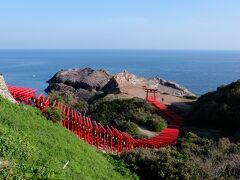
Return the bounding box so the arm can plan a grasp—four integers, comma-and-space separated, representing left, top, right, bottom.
45, 67, 196, 106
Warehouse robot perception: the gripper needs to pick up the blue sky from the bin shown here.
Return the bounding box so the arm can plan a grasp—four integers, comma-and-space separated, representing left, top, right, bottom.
0, 1, 240, 49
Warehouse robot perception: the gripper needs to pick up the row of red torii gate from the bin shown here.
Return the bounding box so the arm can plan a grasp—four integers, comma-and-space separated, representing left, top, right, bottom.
7, 85, 184, 156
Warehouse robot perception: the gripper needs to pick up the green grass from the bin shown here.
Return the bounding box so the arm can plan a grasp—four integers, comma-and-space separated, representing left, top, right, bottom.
0, 96, 137, 179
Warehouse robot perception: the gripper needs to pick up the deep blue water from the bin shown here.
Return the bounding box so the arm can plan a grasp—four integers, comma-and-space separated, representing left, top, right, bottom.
0, 49, 240, 96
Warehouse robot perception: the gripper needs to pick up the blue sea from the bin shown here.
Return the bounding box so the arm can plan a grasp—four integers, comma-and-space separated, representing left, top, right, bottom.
0, 49, 240, 96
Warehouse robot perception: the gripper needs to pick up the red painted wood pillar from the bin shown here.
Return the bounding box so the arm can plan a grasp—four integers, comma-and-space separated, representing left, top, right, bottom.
63, 105, 67, 127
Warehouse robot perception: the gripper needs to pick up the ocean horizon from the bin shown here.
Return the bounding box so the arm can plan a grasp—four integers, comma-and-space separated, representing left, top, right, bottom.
0, 49, 240, 96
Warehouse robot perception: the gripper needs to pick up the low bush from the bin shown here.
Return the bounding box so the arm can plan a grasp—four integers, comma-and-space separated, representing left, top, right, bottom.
146, 115, 166, 132
184, 95, 198, 100
181, 132, 240, 179
44, 107, 64, 124
88, 98, 167, 135
46, 93, 167, 136
126, 122, 140, 138
48, 90, 75, 105
73, 100, 89, 115
122, 132, 240, 180
122, 147, 207, 180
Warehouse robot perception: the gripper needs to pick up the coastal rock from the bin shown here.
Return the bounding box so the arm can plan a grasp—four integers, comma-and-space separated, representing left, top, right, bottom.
46, 68, 196, 102
103, 70, 196, 98
0, 74, 16, 103
45, 68, 113, 101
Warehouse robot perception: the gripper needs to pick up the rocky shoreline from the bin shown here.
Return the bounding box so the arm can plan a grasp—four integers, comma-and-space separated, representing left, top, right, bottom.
45, 67, 196, 103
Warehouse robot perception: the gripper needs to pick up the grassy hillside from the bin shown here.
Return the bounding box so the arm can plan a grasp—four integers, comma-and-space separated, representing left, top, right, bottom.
0, 96, 137, 179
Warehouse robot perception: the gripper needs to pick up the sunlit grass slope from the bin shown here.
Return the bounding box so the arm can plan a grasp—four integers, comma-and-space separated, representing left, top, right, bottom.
0, 96, 137, 179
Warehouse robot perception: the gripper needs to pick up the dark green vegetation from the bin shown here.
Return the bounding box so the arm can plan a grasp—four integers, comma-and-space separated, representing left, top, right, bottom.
122, 132, 240, 180
121, 80, 240, 180
0, 96, 137, 179
122, 146, 207, 180
180, 132, 240, 179
49, 90, 167, 138
45, 80, 240, 179
188, 80, 240, 136
48, 90, 77, 105
45, 107, 65, 124
88, 98, 167, 138
49, 90, 89, 115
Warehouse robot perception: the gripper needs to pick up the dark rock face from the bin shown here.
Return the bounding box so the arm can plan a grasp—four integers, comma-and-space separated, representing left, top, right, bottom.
45, 68, 113, 101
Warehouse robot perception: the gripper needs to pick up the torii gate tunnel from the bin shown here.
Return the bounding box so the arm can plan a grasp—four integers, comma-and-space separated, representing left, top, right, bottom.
7, 85, 185, 156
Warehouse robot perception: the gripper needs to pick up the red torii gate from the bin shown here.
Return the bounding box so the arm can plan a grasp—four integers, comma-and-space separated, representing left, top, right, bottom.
145, 88, 158, 100
7, 85, 37, 105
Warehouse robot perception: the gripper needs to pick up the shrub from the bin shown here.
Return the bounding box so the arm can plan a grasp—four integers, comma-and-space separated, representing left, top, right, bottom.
188, 80, 240, 132
48, 91, 66, 104
146, 116, 166, 132
122, 148, 207, 180
184, 95, 198, 100
126, 122, 140, 137
88, 98, 166, 132
44, 107, 64, 124
181, 132, 240, 179
74, 100, 89, 115
48, 90, 75, 105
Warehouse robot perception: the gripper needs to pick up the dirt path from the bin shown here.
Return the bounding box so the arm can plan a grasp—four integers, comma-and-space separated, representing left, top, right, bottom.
138, 126, 159, 138
105, 86, 195, 112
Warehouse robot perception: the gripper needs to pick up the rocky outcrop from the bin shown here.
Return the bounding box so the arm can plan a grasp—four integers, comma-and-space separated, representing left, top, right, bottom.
0, 74, 16, 103
45, 68, 113, 101
46, 68, 196, 102
103, 70, 196, 98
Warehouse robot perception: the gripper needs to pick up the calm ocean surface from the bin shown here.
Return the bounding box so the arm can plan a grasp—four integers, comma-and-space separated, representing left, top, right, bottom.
0, 49, 240, 96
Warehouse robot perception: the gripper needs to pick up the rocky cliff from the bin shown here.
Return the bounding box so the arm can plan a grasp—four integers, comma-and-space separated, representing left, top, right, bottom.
45, 68, 113, 101
0, 74, 16, 103
46, 68, 196, 102
104, 70, 195, 97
